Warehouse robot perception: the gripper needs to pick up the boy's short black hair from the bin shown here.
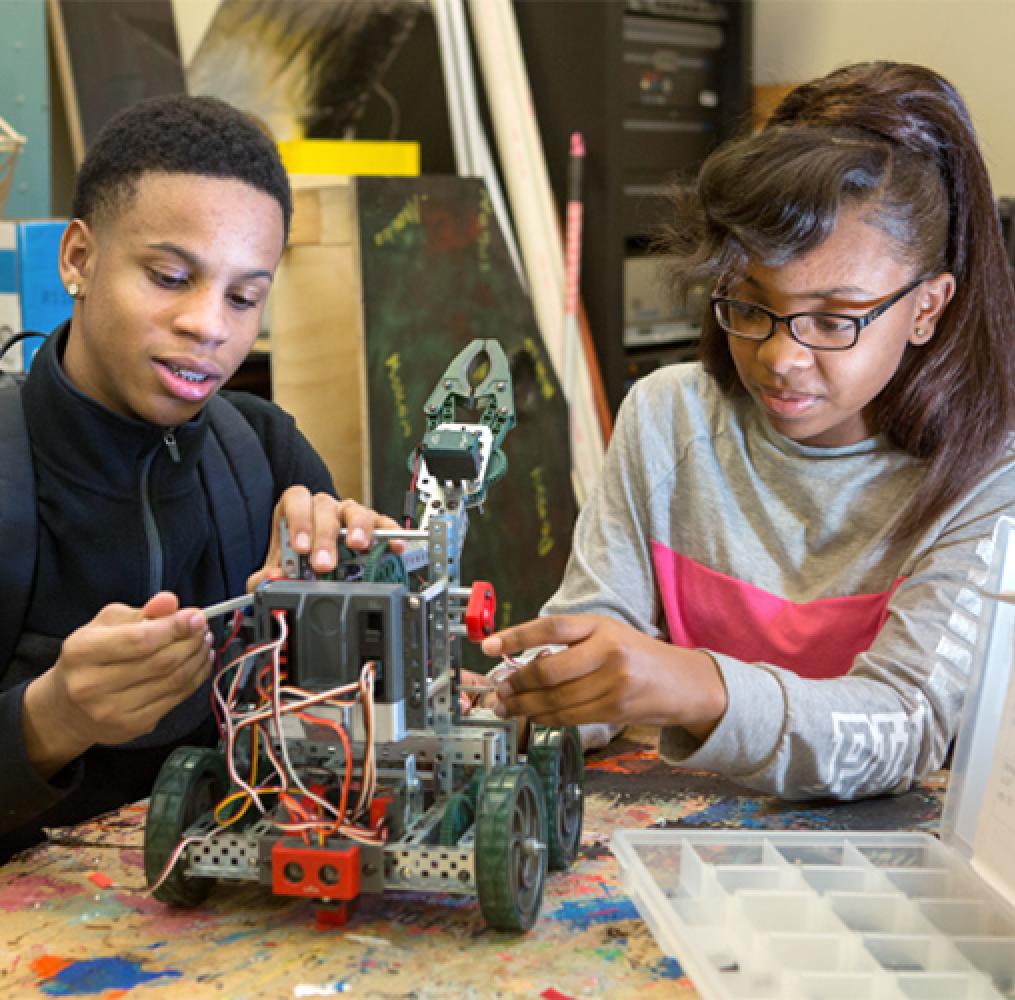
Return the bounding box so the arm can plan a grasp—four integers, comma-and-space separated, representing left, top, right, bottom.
71, 94, 292, 240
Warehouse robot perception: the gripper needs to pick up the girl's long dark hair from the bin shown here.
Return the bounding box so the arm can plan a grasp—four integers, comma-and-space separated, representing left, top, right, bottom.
664, 62, 1015, 544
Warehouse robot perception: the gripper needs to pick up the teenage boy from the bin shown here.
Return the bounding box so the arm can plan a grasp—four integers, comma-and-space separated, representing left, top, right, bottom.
0, 95, 399, 860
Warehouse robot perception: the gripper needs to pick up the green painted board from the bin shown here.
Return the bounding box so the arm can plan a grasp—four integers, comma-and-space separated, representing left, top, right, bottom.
356, 176, 577, 652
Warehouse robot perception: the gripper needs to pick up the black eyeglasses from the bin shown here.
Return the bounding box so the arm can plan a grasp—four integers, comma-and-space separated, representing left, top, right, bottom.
710, 275, 929, 351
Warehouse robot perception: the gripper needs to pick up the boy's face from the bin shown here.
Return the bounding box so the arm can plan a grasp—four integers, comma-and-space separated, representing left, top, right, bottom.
60, 172, 286, 427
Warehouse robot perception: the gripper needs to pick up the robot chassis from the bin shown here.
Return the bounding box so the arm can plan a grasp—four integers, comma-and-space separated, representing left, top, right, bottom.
144, 340, 584, 931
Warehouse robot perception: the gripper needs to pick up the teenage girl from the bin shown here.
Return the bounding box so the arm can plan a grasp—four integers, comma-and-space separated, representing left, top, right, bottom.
482, 62, 1015, 800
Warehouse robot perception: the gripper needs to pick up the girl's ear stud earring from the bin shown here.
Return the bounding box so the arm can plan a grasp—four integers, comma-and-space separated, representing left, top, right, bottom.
67, 282, 80, 298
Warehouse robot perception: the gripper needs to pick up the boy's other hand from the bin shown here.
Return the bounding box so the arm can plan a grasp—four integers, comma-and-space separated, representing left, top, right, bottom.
22, 592, 213, 778
248, 487, 404, 591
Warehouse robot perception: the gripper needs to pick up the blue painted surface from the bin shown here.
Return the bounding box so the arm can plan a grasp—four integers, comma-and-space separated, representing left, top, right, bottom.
652, 955, 684, 980
0, 249, 16, 291
549, 895, 641, 931
680, 797, 767, 829
213, 928, 263, 946
39, 956, 182, 996
0, 0, 50, 218
18, 221, 71, 341
0, 219, 71, 366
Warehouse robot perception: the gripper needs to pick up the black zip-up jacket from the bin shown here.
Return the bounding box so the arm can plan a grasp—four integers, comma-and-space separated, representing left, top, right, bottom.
0, 327, 335, 860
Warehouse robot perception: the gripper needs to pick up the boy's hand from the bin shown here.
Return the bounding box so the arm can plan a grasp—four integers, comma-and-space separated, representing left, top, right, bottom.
248, 486, 404, 590
22, 592, 214, 778
481, 614, 728, 740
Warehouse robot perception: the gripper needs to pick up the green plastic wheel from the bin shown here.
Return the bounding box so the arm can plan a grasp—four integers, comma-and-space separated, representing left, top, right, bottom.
363, 545, 408, 585
464, 768, 486, 809
475, 765, 547, 931
144, 746, 228, 906
438, 792, 475, 846
527, 726, 584, 871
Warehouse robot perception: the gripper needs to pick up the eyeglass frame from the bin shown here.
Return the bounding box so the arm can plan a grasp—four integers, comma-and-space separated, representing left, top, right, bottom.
709, 274, 930, 352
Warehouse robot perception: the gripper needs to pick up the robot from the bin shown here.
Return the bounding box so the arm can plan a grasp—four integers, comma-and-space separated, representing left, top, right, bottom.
143, 339, 584, 931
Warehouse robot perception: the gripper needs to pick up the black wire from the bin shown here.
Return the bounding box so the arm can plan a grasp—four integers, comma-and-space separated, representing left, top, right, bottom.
0, 331, 46, 364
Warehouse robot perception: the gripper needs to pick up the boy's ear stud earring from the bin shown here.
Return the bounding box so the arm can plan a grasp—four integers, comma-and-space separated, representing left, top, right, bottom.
67, 282, 80, 298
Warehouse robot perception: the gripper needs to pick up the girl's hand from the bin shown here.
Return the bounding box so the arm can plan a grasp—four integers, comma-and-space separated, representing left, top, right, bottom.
481, 614, 728, 741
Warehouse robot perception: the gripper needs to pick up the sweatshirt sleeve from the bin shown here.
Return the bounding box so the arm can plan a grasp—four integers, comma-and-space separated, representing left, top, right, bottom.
539, 369, 1015, 801
274, 417, 337, 501
542, 378, 666, 634
222, 391, 336, 501
660, 452, 1015, 800
540, 379, 673, 752
0, 681, 83, 834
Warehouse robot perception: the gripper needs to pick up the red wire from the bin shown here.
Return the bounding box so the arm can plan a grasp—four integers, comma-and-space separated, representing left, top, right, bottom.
297, 711, 354, 832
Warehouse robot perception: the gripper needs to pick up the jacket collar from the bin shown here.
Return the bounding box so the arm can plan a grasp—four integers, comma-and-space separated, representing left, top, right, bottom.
21, 323, 211, 496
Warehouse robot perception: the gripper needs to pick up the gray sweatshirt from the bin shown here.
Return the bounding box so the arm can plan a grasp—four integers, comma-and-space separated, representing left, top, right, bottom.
544, 363, 1015, 800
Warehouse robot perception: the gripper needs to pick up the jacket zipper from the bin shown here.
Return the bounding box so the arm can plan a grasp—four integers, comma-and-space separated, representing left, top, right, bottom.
163, 429, 180, 463
140, 429, 180, 594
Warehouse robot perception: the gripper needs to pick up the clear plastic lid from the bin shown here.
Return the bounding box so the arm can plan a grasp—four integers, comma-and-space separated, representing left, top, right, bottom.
941, 516, 1015, 899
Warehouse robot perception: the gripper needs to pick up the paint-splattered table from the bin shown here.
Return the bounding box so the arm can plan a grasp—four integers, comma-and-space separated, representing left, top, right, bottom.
0, 732, 944, 999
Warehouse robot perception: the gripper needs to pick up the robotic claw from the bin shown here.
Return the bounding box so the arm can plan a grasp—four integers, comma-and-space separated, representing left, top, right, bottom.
143, 339, 584, 932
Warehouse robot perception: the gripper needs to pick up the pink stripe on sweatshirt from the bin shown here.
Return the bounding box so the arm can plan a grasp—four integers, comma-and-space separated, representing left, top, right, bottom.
651, 541, 902, 679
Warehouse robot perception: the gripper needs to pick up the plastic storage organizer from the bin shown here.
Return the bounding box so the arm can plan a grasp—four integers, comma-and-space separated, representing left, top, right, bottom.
611, 828, 1015, 999
612, 517, 1015, 1000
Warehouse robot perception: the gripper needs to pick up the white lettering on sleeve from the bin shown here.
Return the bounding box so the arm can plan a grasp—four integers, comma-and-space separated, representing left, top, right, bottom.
828, 712, 909, 795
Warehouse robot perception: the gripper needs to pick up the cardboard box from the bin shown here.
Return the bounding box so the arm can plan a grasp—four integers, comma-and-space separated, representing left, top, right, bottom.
0, 220, 72, 371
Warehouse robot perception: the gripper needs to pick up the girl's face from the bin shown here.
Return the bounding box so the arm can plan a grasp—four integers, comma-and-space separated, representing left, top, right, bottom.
726, 207, 954, 448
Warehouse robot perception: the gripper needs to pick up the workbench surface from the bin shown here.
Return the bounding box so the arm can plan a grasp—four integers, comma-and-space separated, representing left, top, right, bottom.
0, 733, 943, 999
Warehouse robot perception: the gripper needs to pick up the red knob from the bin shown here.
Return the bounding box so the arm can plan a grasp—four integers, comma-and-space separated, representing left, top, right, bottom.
464, 581, 496, 641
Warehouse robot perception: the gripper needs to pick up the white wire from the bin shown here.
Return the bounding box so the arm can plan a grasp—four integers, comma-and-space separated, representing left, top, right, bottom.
210, 611, 385, 839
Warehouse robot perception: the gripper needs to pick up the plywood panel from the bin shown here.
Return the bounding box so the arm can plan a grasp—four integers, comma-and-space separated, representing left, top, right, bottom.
288, 178, 356, 245
271, 240, 369, 504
